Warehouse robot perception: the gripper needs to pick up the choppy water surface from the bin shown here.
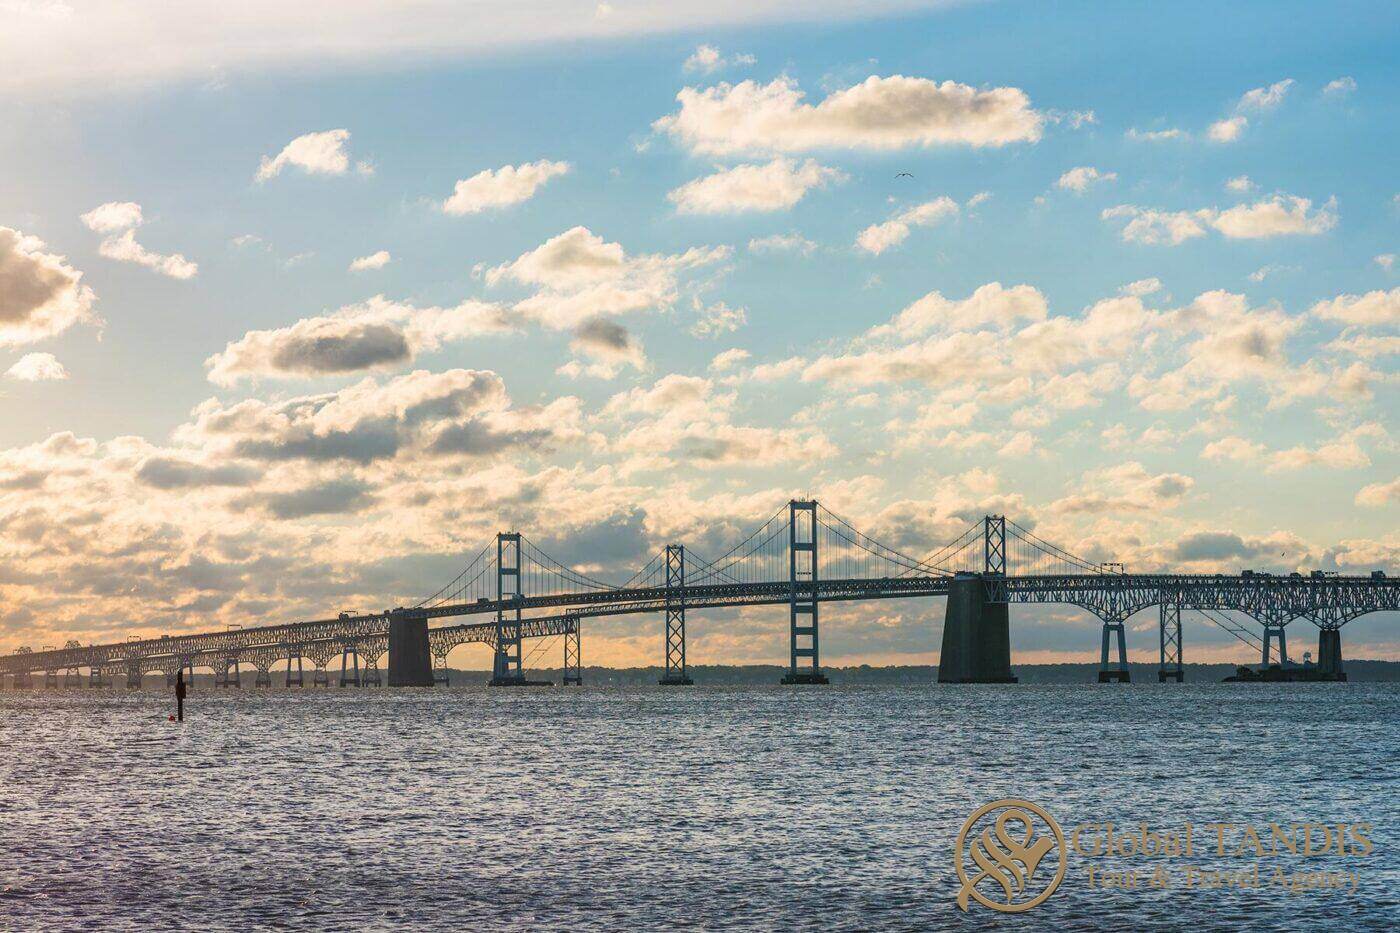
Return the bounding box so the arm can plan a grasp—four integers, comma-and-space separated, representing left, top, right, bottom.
1, 684, 1396, 931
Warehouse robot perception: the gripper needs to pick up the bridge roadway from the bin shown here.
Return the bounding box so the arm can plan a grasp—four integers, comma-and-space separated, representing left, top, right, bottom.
1, 571, 1395, 682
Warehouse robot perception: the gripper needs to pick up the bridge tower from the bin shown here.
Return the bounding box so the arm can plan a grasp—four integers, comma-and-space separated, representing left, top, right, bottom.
984, 515, 1006, 575
1158, 596, 1183, 682
781, 500, 827, 684
387, 610, 434, 687
660, 544, 693, 685
491, 532, 527, 686
562, 614, 583, 685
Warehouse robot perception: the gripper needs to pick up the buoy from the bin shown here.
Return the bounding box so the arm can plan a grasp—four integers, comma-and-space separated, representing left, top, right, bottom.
169, 714, 176, 722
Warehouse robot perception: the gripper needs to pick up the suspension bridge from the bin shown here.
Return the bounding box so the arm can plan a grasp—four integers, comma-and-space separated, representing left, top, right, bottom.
1, 501, 1394, 688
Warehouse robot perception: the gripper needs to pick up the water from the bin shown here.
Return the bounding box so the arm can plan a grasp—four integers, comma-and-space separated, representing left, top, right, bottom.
1, 684, 1396, 931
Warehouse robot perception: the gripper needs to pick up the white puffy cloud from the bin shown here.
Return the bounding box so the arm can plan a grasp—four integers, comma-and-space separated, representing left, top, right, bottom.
440, 159, 571, 215
1226, 175, 1254, 192
1103, 194, 1336, 245
256, 129, 360, 181
867, 282, 1047, 339
1356, 477, 1399, 507
1051, 461, 1194, 514
1323, 76, 1357, 96
655, 74, 1044, 156
668, 158, 843, 214
1201, 436, 1266, 462
1119, 278, 1163, 297
1211, 195, 1337, 238
205, 296, 514, 385
348, 250, 391, 272
1208, 116, 1247, 142
79, 201, 143, 233
1311, 288, 1399, 327
690, 299, 747, 337
856, 196, 958, 254
1101, 206, 1210, 245
683, 44, 754, 74
486, 226, 729, 330
98, 229, 198, 279
80, 200, 198, 279
5, 352, 68, 381
1237, 78, 1294, 111
0, 226, 98, 347
1376, 254, 1395, 271
709, 348, 751, 372
1056, 166, 1116, 193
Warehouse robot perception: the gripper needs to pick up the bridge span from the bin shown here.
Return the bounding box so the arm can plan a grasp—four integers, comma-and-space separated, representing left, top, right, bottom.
1, 503, 1394, 687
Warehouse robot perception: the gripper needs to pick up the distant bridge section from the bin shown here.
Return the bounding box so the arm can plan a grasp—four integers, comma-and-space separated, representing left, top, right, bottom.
1, 502, 1394, 687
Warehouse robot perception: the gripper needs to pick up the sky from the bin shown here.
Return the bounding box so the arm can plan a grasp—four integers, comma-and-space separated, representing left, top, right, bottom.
0, 0, 1396, 669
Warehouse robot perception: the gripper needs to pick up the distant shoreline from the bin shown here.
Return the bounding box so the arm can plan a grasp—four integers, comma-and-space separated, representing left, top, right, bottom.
88, 660, 1400, 687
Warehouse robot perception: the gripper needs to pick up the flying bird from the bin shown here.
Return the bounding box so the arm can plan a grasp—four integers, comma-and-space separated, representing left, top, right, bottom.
895, 172, 913, 178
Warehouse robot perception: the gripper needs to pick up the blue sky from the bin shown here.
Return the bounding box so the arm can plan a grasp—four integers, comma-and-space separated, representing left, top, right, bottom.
0, 0, 1395, 667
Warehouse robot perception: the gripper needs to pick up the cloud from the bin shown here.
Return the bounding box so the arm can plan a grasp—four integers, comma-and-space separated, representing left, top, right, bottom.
709, 348, 750, 371
1208, 116, 1247, 142
440, 159, 571, 215
1237, 78, 1294, 111
486, 226, 729, 330
568, 317, 646, 373
1355, 477, 1399, 508
80, 201, 143, 233
0, 2, 963, 95
1056, 166, 1116, 193
689, 299, 747, 338
4, 352, 68, 381
239, 478, 374, 519
748, 232, 818, 255
1226, 175, 1254, 193
1310, 288, 1399, 328
1051, 461, 1194, 514
856, 196, 958, 254
1376, 254, 1395, 272
98, 229, 198, 279
868, 282, 1047, 339
1125, 127, 1184, 142
654, 74, 1043, 156
1100, 206, 1210, 245
80, 200, 197, 279
256, 129, 359, 181
1103, 194, 1336, 244
668, 158, 843, 214
205, 296, 514, 384
1118, 278, 1163, 297
1201, 436, 1266, 462
1323, 76, 1357, 96
136, 457, 259, 490
0, 226, 98, 347
348, 250, 391, 272
683, 44, 754, 75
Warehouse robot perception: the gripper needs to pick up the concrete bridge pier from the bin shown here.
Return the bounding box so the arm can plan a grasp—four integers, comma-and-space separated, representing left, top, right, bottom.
1317, 629, 1346, 681
388, 613, 434, 687
938, 573, 1017, 683
1262, 624, 1288, 666
1097, 621, 1130, 683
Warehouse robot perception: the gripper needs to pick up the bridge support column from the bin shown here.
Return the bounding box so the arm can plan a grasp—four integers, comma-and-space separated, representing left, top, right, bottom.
362, 653, 382, 687
1158, 599, 1183, 683
660, 544, 692, 685
286, 650, 304, 687
388, 612, 435, 687
1317, 629, 1346, 681
1097, 621, 1129, 683
216, 658, 241, 688
339, 645, 360, 687
491, 532, 528, 686
433, 652, 450, 685
562, 616, 582, 685
12, 671, 32, 689
313, 664, 329, 687
88, 667, 109, 688
44, 670, 58, 689
938, 573, 1017, 683
782, 500, 827, 685
1262, 625, 1288, 667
